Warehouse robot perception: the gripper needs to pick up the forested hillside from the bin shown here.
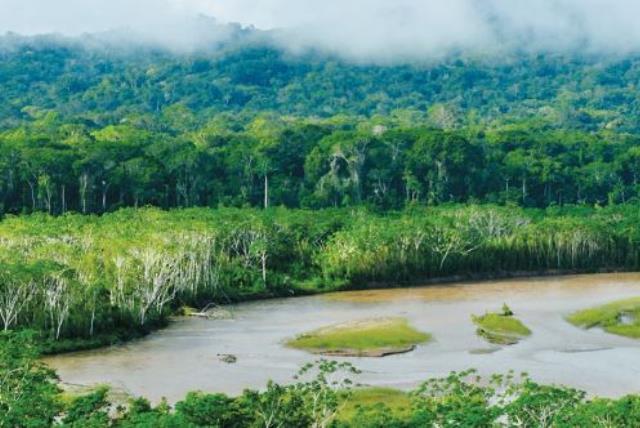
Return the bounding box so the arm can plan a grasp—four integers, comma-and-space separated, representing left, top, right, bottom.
2, 34, 640, 215
2, 34, 640, 130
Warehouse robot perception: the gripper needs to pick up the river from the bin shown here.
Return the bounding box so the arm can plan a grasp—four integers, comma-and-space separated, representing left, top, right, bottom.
45, 273, 640, 402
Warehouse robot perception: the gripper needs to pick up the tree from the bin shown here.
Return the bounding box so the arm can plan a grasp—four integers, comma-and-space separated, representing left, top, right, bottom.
294, 360, 360, 428
242, 382, 310, 428
61, 386, 111, 427
175, 392, 252, 427
0, 331, 60, 428
130, 248, 178, 326
0, 262, 37, 331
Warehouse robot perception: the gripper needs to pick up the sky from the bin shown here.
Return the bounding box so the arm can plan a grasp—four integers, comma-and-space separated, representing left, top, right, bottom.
1, 0, 640, 60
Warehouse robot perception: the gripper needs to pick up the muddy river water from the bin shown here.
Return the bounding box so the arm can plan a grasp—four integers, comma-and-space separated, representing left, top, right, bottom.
45, 273, 640, 402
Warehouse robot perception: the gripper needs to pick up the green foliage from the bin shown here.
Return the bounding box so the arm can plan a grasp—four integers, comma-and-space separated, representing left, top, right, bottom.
501, 303, 514, 317
409, 370, 507, 427
2, 106, 640, 215
503, 381, 586, 427
4, 36, 640, 133
115, 397, 188, 428
0, 331, 60, 428
175, 392, 251, 427
336, 388, 411, 426
0, 204, 638, 350
61, 386, 110, 427
3, 38, 640, 214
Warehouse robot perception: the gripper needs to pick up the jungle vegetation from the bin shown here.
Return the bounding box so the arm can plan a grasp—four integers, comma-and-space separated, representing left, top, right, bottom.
2, 112, 640, 215
2, 35, 640, 215
0, 204, 638, 352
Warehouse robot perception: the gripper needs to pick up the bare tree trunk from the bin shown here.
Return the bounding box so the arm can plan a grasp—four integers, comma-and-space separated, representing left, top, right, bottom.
264, 174, 269, 209
45, 186, 52, 214
80, 173, 89, 214
101, 181, 110, 212
61, 184, 66, 214
27, 180, 36, 211
261, 252, 267, 285
89, 310, 95, 336
0, 280, 35, 331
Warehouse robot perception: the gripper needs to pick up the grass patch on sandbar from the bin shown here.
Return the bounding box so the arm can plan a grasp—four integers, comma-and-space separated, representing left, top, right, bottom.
567, 297, 640, 339
286, 317, 431, 357
338, 387, 411, 421
472, 305, 531, 345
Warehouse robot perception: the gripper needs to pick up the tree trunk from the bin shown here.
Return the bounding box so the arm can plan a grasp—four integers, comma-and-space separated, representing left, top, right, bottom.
28, 180, 36, 212
263, 174, 269, 209
61, 184, 66, 214
45, 186, 52, 214
101, 181, 110, 212
90, 309, 95, 337
80, 174, 88, 214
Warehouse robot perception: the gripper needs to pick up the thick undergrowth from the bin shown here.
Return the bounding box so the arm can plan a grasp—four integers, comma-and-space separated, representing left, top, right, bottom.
0, 203, 638, 352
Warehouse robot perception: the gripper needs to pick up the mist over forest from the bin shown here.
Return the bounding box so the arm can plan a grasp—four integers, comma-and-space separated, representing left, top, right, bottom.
4, 0, 640, 60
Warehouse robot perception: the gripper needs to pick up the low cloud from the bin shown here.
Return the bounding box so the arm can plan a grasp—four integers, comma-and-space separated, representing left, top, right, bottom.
2, 0, 640, 60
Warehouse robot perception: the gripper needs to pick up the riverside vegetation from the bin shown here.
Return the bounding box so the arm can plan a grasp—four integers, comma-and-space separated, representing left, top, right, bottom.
5, 331, 640, 428
1, 204, 640, 353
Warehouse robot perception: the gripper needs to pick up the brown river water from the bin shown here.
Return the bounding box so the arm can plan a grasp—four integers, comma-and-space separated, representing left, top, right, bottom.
45, 273, 640, 403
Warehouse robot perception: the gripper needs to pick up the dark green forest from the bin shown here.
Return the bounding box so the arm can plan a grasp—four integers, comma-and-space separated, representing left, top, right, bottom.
2, 35, 640, 215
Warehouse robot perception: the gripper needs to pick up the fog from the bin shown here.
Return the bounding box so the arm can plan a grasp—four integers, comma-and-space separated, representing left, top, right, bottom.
2, 0, 640, 60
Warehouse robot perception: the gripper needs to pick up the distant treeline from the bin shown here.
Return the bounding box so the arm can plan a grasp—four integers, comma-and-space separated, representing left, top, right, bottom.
2, 115, 640, 215
0, 205, 638, 352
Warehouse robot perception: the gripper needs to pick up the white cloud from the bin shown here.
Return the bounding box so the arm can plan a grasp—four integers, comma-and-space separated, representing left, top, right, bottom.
1, 0, 640, 59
